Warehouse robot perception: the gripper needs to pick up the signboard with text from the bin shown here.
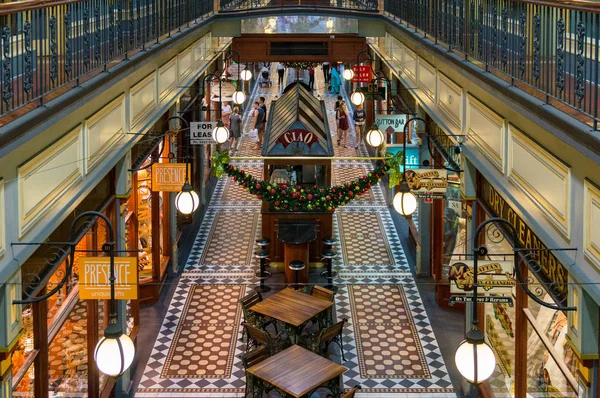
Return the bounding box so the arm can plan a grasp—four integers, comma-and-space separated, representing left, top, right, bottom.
449, 295, 514, 307
80, 257, 138, 300
449, 260, 515, 295
151, 163, 191, 192
352, 65, 372, 83
404, 168, 448, 195
190, 122, 217, 145
375, 114, 407, 138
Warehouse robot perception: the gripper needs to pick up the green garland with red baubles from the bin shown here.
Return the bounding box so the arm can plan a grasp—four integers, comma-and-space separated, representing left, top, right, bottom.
211, 150, 402, 213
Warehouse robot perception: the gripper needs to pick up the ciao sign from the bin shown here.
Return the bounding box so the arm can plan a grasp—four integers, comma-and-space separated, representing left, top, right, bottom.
449, 260, 515, 295
479, 177, 569, 302
277, 129, 319, 148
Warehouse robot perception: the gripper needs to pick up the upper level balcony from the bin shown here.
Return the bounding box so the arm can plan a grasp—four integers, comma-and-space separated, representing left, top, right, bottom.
384, 0, 600, 132
218, 0, 379, 12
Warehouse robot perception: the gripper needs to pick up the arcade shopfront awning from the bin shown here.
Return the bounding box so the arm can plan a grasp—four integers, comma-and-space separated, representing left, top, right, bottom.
262, 83, 334, 156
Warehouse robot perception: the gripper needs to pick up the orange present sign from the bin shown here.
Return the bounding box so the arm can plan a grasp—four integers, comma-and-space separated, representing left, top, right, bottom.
151, 163, 190, 192
80, 257, 138, 300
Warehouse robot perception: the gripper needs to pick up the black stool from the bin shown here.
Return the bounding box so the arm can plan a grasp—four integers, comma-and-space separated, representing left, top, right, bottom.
255, 238, 272, 292
322, 236, 336, 250
321, 249, 338, 292
288, 260, 306, 291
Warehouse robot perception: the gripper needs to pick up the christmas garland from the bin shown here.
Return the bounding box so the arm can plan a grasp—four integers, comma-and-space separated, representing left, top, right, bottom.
283, 62, 318, 70
211, 150, 403, 212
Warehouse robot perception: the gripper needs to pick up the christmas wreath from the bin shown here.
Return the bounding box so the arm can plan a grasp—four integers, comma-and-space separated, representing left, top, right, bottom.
283, 62, 318, 70
211, 150, 403, 212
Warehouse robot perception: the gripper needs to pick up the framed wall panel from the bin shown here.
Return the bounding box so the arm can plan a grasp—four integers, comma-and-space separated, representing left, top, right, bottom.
508, 125, 571, 238
18, 128, 82, 237
131, 73, 157, 128
584, 179, 600, 272
467, 94, 505, 173
84, 94, 125, 174
417, 59, 436, 101
158, 57, 178, 102
437, 73, 462, 128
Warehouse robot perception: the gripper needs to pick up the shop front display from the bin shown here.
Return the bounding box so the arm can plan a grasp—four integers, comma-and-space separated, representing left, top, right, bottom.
11, 171, 139, 397
128, 138, 172, 304
476, 174, 580, 398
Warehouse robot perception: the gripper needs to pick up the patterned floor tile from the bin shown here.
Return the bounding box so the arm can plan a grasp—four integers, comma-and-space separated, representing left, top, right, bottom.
137, 69, 455, 397
337, 212, 395, 267
200, 212, 258, 266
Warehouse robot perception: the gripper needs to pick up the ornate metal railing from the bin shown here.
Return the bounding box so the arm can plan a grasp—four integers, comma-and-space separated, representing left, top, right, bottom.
219, 0, 378, 12
385, 0, 600, 129
0, 0, 213, 117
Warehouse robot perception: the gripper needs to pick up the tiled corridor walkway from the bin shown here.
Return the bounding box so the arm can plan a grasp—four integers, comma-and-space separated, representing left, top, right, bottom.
136, 66, 455, 397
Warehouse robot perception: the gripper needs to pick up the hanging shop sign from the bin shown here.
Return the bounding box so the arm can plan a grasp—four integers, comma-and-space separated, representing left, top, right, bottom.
404, 168, 448, 196
226, 63, 248, 80
352, 65, 372, 83
80, 257, 138, 300
479, 177, 569, 303
151, 163, 191, 192
449, 260, 515, 295
449, 295, 514, 307
276, 129, 319, 148
375, 114, 407, 137
386, 145, 419, 169
190, 122, 217, 145
210, 81, 237, 101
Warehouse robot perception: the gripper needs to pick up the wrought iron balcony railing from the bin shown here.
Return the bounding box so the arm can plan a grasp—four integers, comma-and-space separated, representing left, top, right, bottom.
385, 0, 600, 130
219, 0, 378, 12
0, 0, 213, 119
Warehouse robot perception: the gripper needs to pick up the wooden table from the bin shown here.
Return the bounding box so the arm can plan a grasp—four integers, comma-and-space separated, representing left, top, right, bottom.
247, 345, 346, 398
250, 288, 333, 342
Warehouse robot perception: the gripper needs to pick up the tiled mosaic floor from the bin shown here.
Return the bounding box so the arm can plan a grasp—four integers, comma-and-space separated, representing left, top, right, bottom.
136, 66, 455, 397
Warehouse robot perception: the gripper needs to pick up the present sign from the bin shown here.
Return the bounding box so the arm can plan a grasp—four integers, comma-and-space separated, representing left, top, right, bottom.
190, 122, 217, 145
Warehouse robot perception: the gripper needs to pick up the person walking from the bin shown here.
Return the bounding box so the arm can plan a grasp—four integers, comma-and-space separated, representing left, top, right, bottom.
337, 101, 350, 148
253, 101, 266, 150
308, 66, 315, 90
352, 103, 366, 149
322, 61, 330, 83
330, 66, 341, 94
229, 107, 242, 153
221, 101, 232, 129
334, 95, 343, 145
259, 96, 268, 123
277, 62, 285, 86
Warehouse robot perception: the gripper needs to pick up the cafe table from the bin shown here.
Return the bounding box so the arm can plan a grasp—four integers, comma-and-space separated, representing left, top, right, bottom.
247, 344, 346, 398
249, 288, 333, 343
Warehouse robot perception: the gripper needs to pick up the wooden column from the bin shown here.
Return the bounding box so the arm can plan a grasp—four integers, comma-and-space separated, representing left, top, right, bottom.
514, 258, 528, 397
33, 291, 48, 398
87, 300, 100, 398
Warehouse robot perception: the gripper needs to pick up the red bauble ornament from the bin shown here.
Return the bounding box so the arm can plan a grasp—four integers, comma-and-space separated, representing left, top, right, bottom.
297, 185, 302, 190
282, 190, 287, 195
330, 208, 335, 213
313, 185, 318, 189
233, 176, 237, 181
255, 184, 261, 189
257, 194, 262, 199
348, 191, 354, 196
375, 174, 379, 178
283, 184, 288, 189
307, 194, 313, 200
291, 192, 297, 198
270, 189, 276, 194
332, 189, 336, 193
368, 182, 372, 187
326, 195, 331, 200
275, 201, 280, 206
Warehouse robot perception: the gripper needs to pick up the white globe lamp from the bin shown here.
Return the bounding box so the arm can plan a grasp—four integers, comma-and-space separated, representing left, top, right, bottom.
175, 182, 200, 215
342, 68, 354, 81
393, 182, 417, 216
94, 322, 135, 377
455, 324, 496, 384
366, 124, 384, 147
240, 68, 252, 81
212, 120, 230, 144
350, 91, 365, 106
232, 90, 246, 105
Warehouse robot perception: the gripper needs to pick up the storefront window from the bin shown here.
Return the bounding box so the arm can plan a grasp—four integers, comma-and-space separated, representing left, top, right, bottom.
13, 362, 34, 397
136, 158, 154, 281
527, 321, 578, 397
441, 184, 467, 280
484, 301, 516, 397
